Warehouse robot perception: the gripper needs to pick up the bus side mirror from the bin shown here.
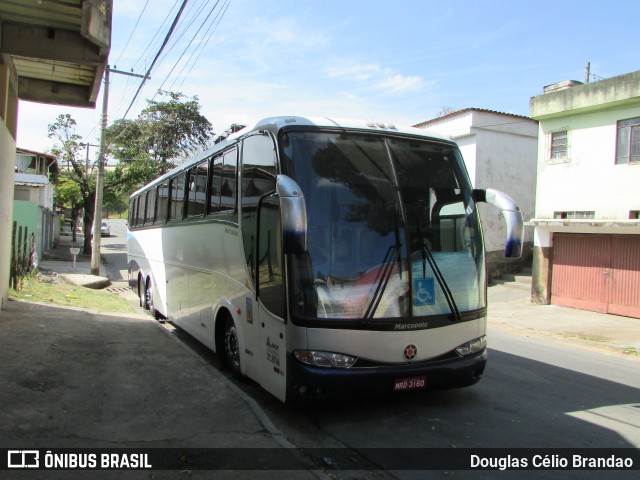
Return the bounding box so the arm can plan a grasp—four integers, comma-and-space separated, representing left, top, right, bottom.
276, 175, 308, 254
473, 188, 523, 258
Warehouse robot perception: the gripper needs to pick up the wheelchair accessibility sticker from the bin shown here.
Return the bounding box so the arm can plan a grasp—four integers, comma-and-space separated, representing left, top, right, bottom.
413, 278, 435, 306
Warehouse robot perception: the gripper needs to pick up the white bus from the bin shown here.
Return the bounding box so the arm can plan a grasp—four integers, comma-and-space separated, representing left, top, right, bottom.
127, 116, 523, 402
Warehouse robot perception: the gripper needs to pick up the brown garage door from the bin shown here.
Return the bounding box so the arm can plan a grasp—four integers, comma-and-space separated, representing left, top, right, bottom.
552, 234, 640, 318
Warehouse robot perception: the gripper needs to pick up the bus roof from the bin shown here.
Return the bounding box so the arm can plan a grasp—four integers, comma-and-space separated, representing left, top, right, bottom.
131, 116, 455, 197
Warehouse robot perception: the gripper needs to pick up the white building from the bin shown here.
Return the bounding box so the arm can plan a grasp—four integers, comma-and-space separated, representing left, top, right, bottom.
529, 71, 640, 318
414, 109, 538, 279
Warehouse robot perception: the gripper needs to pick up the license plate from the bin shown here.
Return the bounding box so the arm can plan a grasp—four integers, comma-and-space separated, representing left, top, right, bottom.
393, 375, 427, 391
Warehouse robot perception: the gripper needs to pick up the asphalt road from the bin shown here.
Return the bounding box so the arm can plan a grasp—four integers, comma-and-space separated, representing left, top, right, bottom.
100, 218, 129, 283
216, 327, 636, 480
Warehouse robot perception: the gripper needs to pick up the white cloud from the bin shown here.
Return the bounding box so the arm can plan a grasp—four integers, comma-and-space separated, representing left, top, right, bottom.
328, 62, 383, 81
374, 73, 429, 93
327, 59, 429, 94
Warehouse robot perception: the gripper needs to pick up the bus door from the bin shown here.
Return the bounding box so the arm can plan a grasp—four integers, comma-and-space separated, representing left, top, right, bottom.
256, 193, 287, 401
241, 133, 287, 400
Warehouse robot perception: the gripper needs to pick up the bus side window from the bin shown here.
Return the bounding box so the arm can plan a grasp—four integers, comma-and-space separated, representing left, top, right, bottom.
221, 148, 237, 212
168, 178, 175, 220
137, 195, 145, 227
134, 196, 140, 227
187, 161, 207, 218
196, 161, 208, 214
209, 155, 223, 213
241, 134, 277, 285
128, 198, 135, 228
156, 182, 169, 224
170, 172, 186, 221
145, 188, 156, 225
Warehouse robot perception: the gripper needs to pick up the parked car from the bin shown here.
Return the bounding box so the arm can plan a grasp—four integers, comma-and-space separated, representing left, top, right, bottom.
91, 221, 111, 237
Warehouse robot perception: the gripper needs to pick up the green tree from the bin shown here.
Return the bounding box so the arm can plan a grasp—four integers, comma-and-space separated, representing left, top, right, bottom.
48, 114, 96, 254
54, 175, 83, 242
103, 190, 129, 218
106, 90, 214, 194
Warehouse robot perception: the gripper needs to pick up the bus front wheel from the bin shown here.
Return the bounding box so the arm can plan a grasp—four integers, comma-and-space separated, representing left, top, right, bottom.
223, 316, 241, 376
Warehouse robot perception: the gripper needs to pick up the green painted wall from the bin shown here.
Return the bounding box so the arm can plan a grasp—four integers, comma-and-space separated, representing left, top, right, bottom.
12, 200, 39, 254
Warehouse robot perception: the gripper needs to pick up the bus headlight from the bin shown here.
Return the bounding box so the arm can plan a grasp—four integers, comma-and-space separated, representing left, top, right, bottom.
294, 350, 357, 368
455, 336, 487, 357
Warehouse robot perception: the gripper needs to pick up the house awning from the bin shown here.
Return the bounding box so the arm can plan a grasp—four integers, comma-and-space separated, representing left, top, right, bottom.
528, 219, 640, 235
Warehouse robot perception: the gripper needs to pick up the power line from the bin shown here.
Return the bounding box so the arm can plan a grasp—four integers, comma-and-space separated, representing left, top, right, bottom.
121, 0, 190, 120
94, 0, 231, 150
172, 0, 232, 93
131, 0, 230, 107
112, 0, 151, 67
132, 0, 183, 74
154, 0, 210, 68
162, 0, 227, 92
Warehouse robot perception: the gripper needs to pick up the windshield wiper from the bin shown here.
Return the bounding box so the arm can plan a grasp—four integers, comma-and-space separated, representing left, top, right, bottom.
362, 220, 403, 320
414, 217, 461, 322
362, 243, 400, 320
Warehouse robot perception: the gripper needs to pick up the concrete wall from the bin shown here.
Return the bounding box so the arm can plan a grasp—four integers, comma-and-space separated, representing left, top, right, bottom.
13, 184, 39, 203
1, 63, 18, 311
14, 173, 54, 207
0, 124, 16, 309
531, 70, 640, 119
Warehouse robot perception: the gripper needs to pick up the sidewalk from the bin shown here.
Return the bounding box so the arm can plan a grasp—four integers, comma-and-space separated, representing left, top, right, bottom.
488, 276, 640, 357
1, 304, 321, 477
39, 232, 111, 289
0, 234, 325, 476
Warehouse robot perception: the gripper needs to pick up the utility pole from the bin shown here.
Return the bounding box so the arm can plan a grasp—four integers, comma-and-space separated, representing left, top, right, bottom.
82, 143, 99, 176
90, 66, 148, 276
90, 67, 109, 276
585, 61, 591, 84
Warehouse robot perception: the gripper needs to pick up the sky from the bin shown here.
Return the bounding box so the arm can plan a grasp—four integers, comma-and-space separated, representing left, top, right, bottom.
16, 0, 640, 163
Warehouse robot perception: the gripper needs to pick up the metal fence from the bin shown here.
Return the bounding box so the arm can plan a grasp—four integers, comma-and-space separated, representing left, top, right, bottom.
10, 221, 35, 291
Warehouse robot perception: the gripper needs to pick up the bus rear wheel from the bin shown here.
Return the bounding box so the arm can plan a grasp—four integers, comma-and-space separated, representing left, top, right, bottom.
138, 275, 146, 309
145, 278, 156, 318
223, 316, 241, 376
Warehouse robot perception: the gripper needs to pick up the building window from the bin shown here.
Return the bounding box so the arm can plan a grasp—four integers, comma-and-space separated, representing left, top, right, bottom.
547, 129, 570, 164
630, 210, 640, 220
553, 211, 595, 220
616, 117, 640, 164
550, 130, 568, 159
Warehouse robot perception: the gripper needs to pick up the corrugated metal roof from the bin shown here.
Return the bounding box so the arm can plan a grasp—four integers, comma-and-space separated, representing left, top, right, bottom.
413, 108, 534, 128
0, 0, 83, 30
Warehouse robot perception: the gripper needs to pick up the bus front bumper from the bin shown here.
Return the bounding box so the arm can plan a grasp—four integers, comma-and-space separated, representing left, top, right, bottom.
287, 350, 487, 400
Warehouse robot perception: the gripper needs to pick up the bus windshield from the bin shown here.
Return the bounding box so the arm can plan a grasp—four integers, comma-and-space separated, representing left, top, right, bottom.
280, 130, 485, 323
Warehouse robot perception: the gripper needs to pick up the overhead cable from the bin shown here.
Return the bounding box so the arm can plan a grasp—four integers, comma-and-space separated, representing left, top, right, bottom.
122, 0, 190, 120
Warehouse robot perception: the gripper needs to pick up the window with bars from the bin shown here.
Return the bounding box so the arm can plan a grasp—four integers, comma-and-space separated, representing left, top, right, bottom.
616, 117, 640, 164
550, 130, 568, 159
